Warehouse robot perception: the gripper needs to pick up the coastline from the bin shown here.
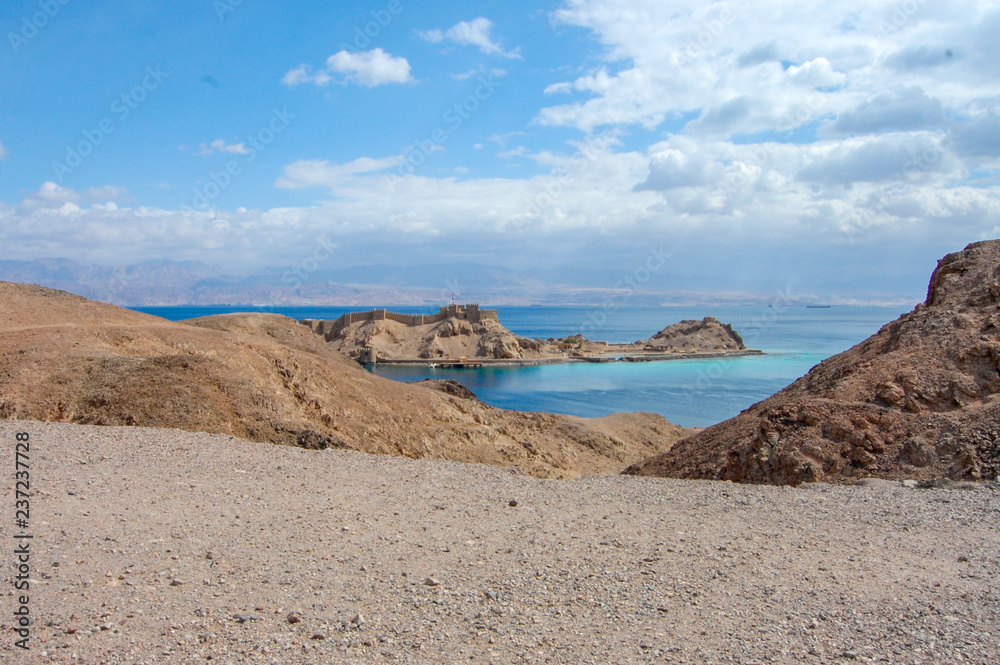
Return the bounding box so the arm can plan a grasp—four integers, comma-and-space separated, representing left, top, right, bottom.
362, 348, 765, 367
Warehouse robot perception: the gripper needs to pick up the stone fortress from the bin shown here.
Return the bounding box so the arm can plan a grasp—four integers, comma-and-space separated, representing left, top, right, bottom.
302, 303, 499, 342
300, 304, 760, 366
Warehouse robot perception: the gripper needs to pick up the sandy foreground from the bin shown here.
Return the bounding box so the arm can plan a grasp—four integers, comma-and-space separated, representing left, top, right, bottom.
1, 421, 998, 665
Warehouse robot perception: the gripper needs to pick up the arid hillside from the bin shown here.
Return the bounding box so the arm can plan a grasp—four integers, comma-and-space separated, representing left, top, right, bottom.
327, 315, 543, 360
0, 282, 690, 478
626, 240, 1000, 485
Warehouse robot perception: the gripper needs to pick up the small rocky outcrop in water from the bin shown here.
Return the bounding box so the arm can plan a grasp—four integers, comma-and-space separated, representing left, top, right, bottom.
625, 240, 1000, 485
644, 317, 746, 352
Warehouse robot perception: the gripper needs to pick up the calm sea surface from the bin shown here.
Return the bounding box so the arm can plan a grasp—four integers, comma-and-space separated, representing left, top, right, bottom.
132, 304, 912, 427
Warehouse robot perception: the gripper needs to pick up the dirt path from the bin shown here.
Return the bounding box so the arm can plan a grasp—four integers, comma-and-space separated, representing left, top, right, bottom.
1, 420, 998, 664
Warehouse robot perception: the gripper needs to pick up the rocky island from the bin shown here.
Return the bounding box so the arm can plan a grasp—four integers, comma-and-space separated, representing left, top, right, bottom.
302, 304, 760, 365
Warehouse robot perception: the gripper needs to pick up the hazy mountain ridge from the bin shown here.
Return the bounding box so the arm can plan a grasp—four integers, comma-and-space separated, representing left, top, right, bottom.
0, 257, 913, 307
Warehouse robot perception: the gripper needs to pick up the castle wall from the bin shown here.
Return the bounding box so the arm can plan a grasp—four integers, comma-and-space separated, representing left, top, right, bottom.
302, 304, 499, 341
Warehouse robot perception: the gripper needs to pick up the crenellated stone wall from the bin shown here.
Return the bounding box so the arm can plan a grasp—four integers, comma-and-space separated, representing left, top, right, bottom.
302, 304, 499, 342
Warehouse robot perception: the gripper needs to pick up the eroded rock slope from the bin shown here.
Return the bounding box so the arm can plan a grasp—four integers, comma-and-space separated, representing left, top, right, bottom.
627, 240, 1000, 484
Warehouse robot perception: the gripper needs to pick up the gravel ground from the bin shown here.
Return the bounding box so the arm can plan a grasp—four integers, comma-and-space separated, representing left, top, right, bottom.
2, 420, 998, 664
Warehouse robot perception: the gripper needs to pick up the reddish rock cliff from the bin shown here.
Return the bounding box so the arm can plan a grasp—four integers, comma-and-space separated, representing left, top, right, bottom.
625, 240, 1000, 485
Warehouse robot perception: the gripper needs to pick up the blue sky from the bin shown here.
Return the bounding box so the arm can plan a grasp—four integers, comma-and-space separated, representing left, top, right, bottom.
1, 0, 999, 302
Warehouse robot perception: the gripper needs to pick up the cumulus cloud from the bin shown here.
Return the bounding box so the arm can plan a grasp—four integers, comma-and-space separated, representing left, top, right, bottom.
326, 48, 413, 87
17, 182, 126, 215
635, 139, 725, 191
525, 0, 1000, 262
282, 49, 412, 88
420, 17, 521, 59
631, 131, 983, 234
884, 45, 959, 71
538, 1, 1000, 136
4, 141, 999, 299
197, 140, 250, 156
796, 134, 958, 186
737, 41, 784, 68
822, 86, 948, 137
786, 58, 846, 89
685, 96, 761, 136
950, 112, 1000, 159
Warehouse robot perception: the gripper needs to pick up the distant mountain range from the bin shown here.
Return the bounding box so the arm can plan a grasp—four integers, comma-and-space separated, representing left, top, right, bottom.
0, 257, 892, 307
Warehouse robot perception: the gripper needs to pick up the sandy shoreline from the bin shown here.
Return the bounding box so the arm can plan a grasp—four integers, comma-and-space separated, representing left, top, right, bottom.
2, 420, 998, 664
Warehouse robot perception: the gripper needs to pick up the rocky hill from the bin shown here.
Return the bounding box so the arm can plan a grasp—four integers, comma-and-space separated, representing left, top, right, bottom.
642, 316, 746, 352
626, 240, 1000, 485
327, 315, 543, 360
0, 282, 691, 479
318, 310, 752, 362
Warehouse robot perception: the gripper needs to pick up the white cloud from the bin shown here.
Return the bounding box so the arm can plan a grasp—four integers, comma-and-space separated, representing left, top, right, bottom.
275, 156, 406, 190
635, 137, 726, 191
0, 141, 7, 160
520, 0, 1000, 260
951, 112, 1000, 159
282, 49, 412, 88
4, 137, 999, 299
16, 182, 126, 215
281, 64, 332, 87
538, 1, 1000, 136
6, 2, 1000, 301
420, 17, 521, 59
326, 48, 413, 87
197, 140, 250, 156
822, 85, 948, 136
452, 66, 507, 81
795, 133, 959, 186
420, 28, 444, 43
786, 57, 846, 89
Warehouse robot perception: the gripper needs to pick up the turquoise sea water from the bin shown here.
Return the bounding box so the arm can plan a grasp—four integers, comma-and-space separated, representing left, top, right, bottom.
132, 305, 912, 428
